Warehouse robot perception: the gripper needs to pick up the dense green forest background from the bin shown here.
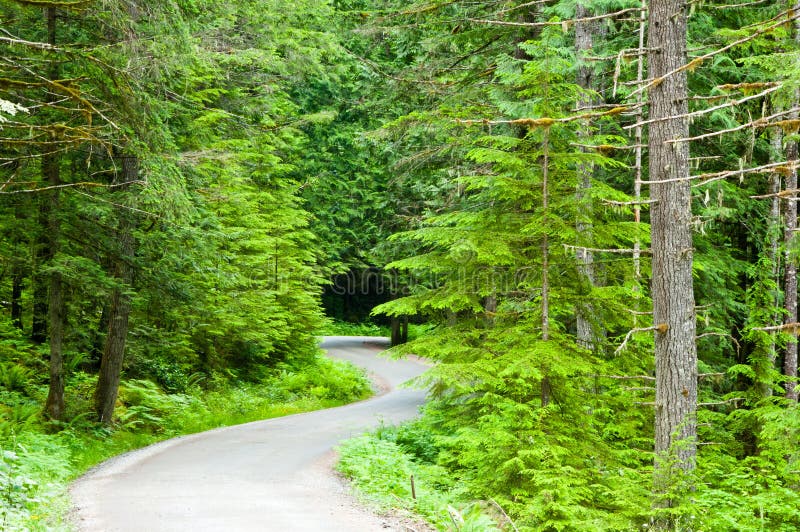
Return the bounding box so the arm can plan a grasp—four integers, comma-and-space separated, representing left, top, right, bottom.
3, 0, 800, 530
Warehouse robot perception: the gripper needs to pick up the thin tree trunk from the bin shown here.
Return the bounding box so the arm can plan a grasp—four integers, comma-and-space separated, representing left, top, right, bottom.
11, 201, 26, 330
759, 125, 783, 398
648, 0, 697, 508
95, 153, 138, 423
575, 2, 597, 350
785, 139, 798, 401
43, 5, 66, 421
391, 317, 402, 346
11, 265, 23, 330
633, 0, 646, 289
541, 128, 551, 407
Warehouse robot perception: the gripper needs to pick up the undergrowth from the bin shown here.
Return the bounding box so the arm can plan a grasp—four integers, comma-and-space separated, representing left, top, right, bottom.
0, 354, 371, 531
336, 421, 504, 531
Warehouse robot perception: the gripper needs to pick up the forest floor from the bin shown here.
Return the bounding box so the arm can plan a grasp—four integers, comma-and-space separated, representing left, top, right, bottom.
69, 337, 431, 531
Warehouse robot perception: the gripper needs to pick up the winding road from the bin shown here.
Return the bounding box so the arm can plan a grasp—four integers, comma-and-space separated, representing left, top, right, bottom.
70, 336, 428, 531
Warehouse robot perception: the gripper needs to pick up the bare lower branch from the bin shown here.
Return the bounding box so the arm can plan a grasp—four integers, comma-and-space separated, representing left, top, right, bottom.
0, 180, 145, 195
751, 188, 800, 199
0, 35, 55, 50
624, 85, 781, 130
468, 7, 644, 29
614, 326, 660, 355
602, 198, 658, 206
664, 107, 800, 144
627, 10, 800, 100
699, 398, 743, 406
592, 374, 656, 381
456, 106, 630, 129
639, 160, 800, 186
564, 244, 649, 254
751, 322, 800, 333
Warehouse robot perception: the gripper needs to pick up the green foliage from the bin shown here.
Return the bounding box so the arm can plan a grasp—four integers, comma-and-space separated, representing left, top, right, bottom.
0, 350, 370, 527
322, 320, 391, 337
337, 426, 501, 531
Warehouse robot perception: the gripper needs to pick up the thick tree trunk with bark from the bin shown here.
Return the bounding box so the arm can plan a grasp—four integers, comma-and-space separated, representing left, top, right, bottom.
43, 5, 66, 421
648, 0, 697, 499
95, 153, 138, 423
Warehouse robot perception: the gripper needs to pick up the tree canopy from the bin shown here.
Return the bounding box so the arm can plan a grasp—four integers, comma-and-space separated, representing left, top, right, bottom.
3, 0, 800, 530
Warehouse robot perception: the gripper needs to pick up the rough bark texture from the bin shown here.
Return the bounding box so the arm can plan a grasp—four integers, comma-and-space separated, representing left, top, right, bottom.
648, 0, 697, 493
785, 138, 798, 401
761, 126, 782, 398
43, 6, 66, 421
44, 258, 65, 420
575, 2, 596, 350
95, 153, 138, 423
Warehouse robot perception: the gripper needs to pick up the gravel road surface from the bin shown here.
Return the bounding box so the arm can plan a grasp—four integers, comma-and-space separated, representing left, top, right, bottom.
69, 336, 428, 531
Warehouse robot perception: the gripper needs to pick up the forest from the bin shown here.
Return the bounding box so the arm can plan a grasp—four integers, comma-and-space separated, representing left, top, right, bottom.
2, 0, 800, 530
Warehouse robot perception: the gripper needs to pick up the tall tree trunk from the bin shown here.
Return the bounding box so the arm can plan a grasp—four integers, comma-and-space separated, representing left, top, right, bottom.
575, 2, 597, 350
784, 137, 798, 401
633, 0, 646, 289
758, 125, 783, 398
648, 0, 697, 507
784, 2, 800, 400
95, 153, 138, 423
43, 5, 66, 421
541, 128, 551, 407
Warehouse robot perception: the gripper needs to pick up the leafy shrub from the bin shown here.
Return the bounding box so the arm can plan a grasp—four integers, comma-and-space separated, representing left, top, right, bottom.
0, 434, 72, 531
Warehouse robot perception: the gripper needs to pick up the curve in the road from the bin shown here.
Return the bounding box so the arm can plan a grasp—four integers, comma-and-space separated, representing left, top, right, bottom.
70, 336, 428, 532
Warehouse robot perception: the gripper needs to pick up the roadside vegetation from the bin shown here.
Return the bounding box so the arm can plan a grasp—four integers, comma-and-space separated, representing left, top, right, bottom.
0, 340, 370, 531
337, 421, 506, 532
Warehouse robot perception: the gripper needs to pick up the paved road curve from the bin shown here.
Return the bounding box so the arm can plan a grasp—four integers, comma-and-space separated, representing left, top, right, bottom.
70, 336, 428, 531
